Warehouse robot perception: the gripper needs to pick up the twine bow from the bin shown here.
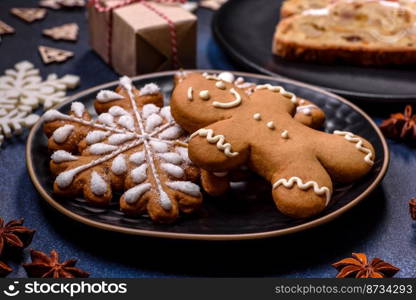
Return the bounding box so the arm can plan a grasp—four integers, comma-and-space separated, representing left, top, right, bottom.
90, 0, 186, 69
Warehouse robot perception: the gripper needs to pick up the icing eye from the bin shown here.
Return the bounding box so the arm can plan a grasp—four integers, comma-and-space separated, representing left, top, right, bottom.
199, 90, 210, 100
215, 81, 226, 90
187, 87, 193, 101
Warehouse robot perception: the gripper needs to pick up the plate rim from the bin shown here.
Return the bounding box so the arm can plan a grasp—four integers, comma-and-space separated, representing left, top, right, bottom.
212, 0, 416, 102
26, 69, 390, 241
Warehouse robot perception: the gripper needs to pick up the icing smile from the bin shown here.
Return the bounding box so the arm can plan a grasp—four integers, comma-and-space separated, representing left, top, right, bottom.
212, 88, 242, 109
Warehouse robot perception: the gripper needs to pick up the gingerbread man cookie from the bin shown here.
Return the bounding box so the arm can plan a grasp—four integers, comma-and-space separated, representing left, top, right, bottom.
174, 72, 326, 197
171, 73, 374, 218
43, 77, 202, 223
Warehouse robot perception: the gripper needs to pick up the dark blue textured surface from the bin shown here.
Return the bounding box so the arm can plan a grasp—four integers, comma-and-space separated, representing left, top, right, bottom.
0, 0, 415, 278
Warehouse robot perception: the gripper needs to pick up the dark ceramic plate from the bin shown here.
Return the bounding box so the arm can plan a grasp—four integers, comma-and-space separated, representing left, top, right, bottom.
26, 70, 389, 240
212, 0, 416, 102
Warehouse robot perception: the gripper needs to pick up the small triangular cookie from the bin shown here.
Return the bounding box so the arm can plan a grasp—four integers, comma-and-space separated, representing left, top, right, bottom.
38, 46, 74, 64
10, 8, 47, 23
39, 0, 61, 9
39, 0, 85, 9
200, 0, 227, 10
43, 23, 79, 41
0, 20, 15, 35
58, 0, 85, 8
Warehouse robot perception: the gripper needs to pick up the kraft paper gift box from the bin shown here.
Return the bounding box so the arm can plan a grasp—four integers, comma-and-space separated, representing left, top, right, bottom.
88, 1, 197, 76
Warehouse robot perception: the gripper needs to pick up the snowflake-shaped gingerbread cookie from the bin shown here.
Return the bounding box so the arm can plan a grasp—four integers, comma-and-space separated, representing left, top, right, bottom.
43, 77, 202, 223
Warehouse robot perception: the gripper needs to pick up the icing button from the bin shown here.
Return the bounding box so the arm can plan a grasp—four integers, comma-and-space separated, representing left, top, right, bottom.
253, 113, 261, 121
281, 130, 289, 139
267, 121, 275, 130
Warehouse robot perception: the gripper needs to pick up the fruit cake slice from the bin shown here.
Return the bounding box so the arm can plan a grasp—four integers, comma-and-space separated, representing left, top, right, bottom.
280, 0, 416, 18
273, 0, 416, 65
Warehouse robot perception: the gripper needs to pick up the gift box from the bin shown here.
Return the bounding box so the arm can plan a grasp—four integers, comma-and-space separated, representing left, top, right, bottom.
88, 0, 197, 76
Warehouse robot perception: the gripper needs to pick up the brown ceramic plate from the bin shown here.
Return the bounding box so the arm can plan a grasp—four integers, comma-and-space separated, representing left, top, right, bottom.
26, 70, 389, 241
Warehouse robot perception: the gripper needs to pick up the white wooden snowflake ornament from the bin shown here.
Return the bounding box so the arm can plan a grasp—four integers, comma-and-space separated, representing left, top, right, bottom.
0, 61, 79, 148
0, 110, 40, 146
0, 61, 80, 111
43, 77, 202, 223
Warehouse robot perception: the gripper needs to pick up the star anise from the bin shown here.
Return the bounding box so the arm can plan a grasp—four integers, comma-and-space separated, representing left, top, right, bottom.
23, 249, 89, 278
409, 198, 416, 220
332, 253, 399, 278
0, 261, 12, 277
380, 105, 416, 140
0, 218, 35, 256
